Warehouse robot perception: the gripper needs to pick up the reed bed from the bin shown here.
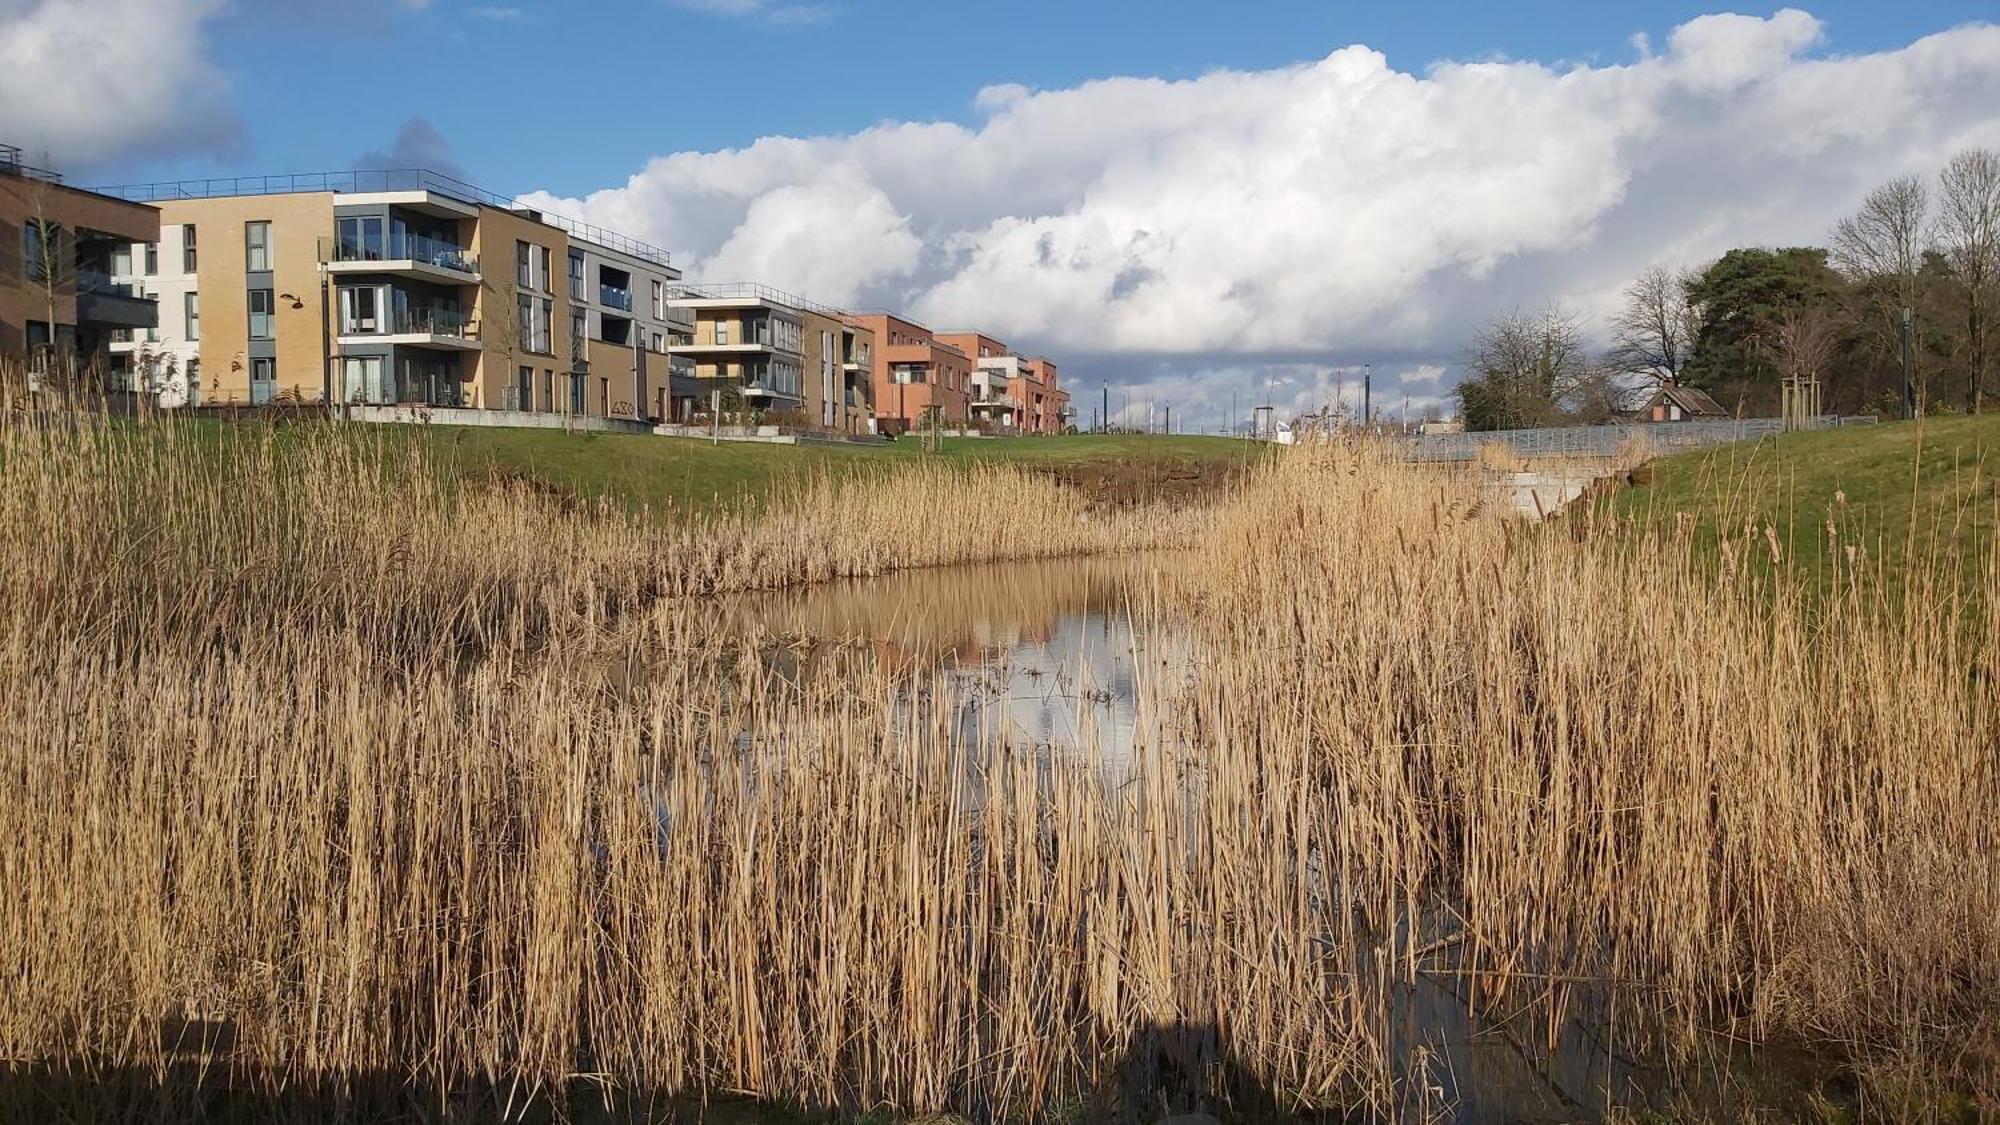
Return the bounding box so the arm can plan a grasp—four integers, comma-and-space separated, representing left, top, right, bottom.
0, 415, 1994, 1122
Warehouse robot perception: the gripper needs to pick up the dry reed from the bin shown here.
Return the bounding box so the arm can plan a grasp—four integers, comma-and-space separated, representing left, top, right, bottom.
0, 415, 1993, 1123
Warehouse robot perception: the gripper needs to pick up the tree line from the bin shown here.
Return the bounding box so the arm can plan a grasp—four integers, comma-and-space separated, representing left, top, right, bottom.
1455, 148, 2000, 430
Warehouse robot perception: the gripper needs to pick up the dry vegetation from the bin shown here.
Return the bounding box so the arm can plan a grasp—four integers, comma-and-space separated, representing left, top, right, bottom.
0, 410, 1994, 1123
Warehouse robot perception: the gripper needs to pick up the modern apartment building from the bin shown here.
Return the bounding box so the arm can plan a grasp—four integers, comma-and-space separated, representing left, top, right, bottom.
97, 170, 684, 416
1, 144, 159, 379
664, 283, 873, 432
935, 332, 1071, 434
843, 313, 969, 434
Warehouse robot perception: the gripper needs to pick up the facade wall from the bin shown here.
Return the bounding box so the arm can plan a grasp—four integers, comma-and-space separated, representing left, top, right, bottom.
570, 238, 681, 420
154, 193, 335, 404
471, 205, 571, 413
847, 313, 969, 431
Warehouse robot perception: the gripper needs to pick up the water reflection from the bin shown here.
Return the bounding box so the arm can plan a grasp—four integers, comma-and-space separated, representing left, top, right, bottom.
722, 554, 1196, 767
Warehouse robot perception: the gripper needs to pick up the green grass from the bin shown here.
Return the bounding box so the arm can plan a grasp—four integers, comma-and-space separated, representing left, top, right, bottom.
1609, 415, 2000, 589
422, 428, 1260, 514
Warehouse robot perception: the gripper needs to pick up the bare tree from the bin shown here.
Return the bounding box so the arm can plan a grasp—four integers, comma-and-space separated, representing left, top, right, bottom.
1772, 307, 1839, 429
1831, 174, 1930, 410
1605, 265, 1697, 390
1936, 149, 2000, 412
1457, 304, 1597, 430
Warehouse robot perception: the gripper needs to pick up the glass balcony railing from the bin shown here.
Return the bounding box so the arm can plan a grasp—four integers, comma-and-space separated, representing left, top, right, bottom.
336, 233, 478, 275
389, 308, 473, 337
599, 284, 633, 312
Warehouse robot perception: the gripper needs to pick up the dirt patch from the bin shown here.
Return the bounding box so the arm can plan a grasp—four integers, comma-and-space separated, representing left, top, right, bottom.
1030, 456, 1252, 509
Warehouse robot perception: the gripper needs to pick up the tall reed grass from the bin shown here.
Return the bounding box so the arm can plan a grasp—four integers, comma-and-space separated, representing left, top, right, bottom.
0, 414, 1992, 1122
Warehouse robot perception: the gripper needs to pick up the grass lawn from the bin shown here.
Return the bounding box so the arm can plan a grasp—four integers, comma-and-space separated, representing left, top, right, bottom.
1609, 414, 2000, 588
401, 426, 1263, 515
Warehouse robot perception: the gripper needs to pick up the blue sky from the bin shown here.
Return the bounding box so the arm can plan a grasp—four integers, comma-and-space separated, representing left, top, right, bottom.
5, 1, 1997, 423
99, 0, 1997, 195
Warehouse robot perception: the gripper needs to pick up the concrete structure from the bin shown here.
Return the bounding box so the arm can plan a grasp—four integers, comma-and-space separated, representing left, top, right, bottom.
1, 144, 159, 380
96, 169, 679, 416
847, 313, 969, 434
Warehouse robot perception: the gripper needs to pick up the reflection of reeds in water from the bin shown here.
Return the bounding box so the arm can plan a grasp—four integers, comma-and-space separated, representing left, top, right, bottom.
1, 416, 1995, 1121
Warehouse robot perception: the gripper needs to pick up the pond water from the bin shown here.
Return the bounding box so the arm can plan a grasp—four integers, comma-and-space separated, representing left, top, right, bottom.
724, 553, 1198, 769
718, 555, 1828, 1124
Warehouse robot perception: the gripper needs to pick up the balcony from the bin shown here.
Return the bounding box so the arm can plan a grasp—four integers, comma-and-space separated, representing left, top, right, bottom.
74, 272, 158, 330
599, 284, 632, 312
329, 233, 480, 284
338, 307, 479, 351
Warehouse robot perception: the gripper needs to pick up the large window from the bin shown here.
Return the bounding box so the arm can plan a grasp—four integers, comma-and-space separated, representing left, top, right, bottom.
516, 241, 532, 288
247, 288, 274, 339
536, 297, 552, 353
143, 242, 158, 276
891, 364, 927, 385
336, 216, 387, 262
250, 357, 276, 405
571, 310, 587, 360
651, 280, 664, 319
714, 320, 730, 346
22, 220, 51, 280
245, 222, 271, 271
111, 244, 134, 277
183, 292, 200, 341
340, 285, 381, 333
517, 365, 535, 412
569, 251, 586, 300
181, 224, 197, 272
518, 293, 534, 352
342, 356, 385, 404
538, 247, 552, 294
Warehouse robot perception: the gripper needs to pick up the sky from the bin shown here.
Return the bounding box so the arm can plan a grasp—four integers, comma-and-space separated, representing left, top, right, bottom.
3, 0, 1998, 427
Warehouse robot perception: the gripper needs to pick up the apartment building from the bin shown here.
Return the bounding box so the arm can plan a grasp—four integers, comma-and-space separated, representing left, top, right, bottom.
664, 283, 873, 431
98, 170, 681, 416
934, 333, 1071, 434
1, 144, 159, 379
843, 313, 969, 434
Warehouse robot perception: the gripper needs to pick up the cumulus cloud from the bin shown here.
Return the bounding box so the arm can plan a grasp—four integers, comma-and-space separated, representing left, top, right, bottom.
0, 0, 239, 170
355, 117, 466, 180
529, 12, 2000, 422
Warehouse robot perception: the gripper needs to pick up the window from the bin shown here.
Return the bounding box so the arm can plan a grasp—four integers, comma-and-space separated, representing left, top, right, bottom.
247, 289, 274, 339
518, 293, 535, 352
516, 241, 533, 288
186, 359, 201, 404
143, 242, 158, 276
342, 356, 385, 404
651, 332, 662, 352
714, 320, 730, 345
538, 247, 552, 294
245, 222, 271, 271
651, 280, 664, 319
340, 285, 380, 333
183, 292, 200, 341
537, 297, 552, 353
111, 245, 134, 277
334, 216, 385, 262
250, 357, 276, 405
22, 221, 50, 280
182, 224, 197, 272
518, 365, 535, 412
569, 251, 585, 300
571, 311, 587, 360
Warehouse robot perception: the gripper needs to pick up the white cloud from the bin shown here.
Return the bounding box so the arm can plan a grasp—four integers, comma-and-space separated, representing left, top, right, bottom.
669, 0, 832, 26
0, 0, 237, 169
524, 12, 2000, 422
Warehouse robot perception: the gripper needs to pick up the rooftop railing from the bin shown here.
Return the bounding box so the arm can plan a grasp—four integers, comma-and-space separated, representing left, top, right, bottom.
664, 281, 846, 318
91, 167, 673, 269
1, 143, 63, 184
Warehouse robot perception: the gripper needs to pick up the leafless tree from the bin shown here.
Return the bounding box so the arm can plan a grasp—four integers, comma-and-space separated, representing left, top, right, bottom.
1772, 307, 1839, 427
1830, 174, 1930, 409
1936, 148, 2000, 412
1605, 265, 1697, 390
1458, 304, 1600, 429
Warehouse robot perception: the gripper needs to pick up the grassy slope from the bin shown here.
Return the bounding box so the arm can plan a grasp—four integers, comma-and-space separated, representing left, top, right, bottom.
420, 427, 1261, 515
1610, 415, 2000, 585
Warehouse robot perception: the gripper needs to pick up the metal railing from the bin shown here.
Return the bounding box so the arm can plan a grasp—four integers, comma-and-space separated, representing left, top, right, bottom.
91, 166, 672, 269
342, 308, 473, 338
1, 143, 62, 183
664, 281, 846, 318
1396, 416, 1878, 463
599, 284, 633, 312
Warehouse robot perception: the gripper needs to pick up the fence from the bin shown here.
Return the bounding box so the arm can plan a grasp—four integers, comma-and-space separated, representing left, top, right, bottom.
1397, 416, 1877, 463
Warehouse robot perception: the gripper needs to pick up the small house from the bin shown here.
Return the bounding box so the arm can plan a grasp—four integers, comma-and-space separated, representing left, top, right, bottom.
1638, 383, 1728, 423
